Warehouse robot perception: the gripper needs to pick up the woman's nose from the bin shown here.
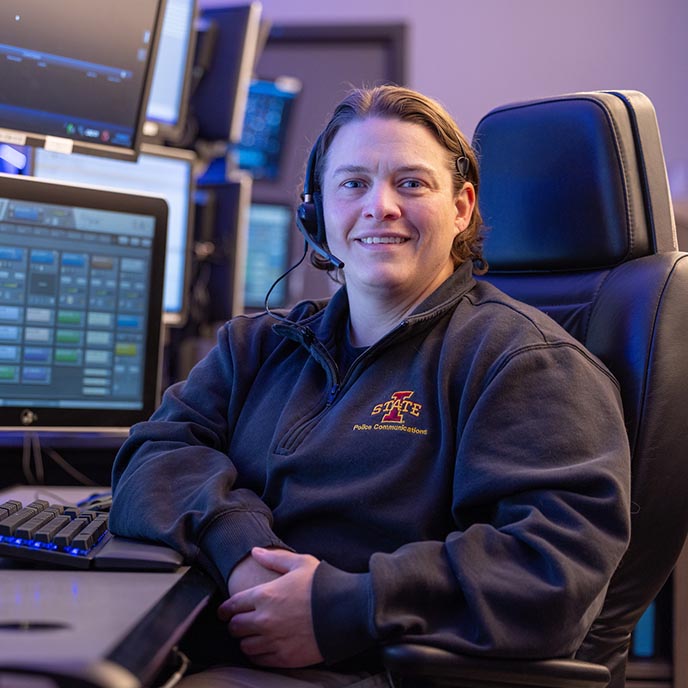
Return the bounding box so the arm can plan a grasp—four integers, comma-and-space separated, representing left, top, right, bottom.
363, 183, 401, 221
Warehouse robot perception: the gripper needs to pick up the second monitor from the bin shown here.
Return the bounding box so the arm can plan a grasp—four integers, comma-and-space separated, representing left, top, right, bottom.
32, 144, 196, 327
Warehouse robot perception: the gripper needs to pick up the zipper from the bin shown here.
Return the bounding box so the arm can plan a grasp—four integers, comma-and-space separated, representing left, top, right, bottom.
323, 320, 410, 407
326, 384, 340, 406
275, 319, 411, 452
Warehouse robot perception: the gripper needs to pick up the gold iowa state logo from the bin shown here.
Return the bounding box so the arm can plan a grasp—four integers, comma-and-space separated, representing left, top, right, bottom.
352, 390, 428, 435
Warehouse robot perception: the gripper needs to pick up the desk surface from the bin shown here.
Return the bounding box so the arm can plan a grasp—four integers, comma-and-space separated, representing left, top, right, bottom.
0, 485, 216, 688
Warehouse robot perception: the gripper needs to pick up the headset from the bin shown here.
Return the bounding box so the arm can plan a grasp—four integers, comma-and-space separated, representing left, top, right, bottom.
295, 134, 345, 269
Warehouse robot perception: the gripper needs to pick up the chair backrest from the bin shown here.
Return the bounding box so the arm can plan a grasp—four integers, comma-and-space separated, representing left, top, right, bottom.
473, 90, 688, 687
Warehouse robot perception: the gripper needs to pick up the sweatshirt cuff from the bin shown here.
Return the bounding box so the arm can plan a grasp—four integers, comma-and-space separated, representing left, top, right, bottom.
312, 561, 377, 664
199, 509, 288, 585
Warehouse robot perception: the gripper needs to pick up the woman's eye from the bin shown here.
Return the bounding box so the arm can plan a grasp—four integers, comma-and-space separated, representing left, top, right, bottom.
342, 180, 365, 189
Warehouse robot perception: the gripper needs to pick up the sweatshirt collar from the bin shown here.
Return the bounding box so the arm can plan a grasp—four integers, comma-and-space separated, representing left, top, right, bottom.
274, 261, 476, 350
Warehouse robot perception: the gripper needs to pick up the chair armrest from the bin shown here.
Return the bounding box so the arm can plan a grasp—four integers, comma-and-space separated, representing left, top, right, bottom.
382, 643, 610, 688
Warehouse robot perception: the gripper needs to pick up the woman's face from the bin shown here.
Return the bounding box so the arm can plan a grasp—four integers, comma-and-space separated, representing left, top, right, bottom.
321, 117, 474, 306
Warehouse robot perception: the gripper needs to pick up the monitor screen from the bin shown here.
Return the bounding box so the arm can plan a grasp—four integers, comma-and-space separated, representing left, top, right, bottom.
244, 203, 293, 309
143, 0, 198, 143
190, 3, 262, 143
0, 173, 167, 432
32, 144, 196, 326
236, 78, 302, 181
0, 0, 165, 161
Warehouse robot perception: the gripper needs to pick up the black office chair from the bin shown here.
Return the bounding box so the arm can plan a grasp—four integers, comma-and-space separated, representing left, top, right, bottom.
383, 90, 688, 687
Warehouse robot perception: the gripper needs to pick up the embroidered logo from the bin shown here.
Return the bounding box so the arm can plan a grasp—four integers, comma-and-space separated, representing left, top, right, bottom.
372, 390, 421, 423
352, 390, 428, 435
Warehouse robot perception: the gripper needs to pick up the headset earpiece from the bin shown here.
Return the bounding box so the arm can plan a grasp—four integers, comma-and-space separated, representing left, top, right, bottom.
294, 136, 344, 268
296, 198, 319, 242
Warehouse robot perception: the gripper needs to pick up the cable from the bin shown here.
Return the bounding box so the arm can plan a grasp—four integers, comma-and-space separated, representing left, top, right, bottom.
30, 486, 80, 507
158, 647, 191, 688
20, 433, 99, 486
42, 446, 99, 487
22, 432, 36, 484
31, 432, 45, 483
385, 669, 399, 688
263, 240, 309, 324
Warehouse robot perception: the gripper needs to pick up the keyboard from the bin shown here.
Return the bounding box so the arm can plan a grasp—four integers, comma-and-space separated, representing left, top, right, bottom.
0, 498, 183, 571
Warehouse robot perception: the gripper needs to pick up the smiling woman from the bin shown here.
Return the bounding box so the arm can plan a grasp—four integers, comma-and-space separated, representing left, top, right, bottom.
308, 86, 485, 276
321, 116, 475, 345
110, 85, 631, 688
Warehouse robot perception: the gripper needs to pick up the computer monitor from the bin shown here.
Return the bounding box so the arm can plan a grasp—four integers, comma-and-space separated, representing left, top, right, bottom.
236, 77, 302, 181
0, 0, 165, 161
244, 202, 293, 310
192, 172, 252, 324
190, 3, 262, 144
32, 144, 196, 327
143, 0, 199, 143
0, 173, 167, 432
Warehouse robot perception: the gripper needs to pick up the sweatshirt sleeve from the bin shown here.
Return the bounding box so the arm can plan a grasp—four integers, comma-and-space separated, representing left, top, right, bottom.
311, 343, 631, 664
109, 323, 289, 588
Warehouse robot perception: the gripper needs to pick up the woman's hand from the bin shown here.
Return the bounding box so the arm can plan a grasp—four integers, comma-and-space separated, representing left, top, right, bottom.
219, 547, 324, 668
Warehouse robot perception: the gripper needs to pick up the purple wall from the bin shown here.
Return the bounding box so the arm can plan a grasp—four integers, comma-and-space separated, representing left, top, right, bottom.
201, 0, 688, 201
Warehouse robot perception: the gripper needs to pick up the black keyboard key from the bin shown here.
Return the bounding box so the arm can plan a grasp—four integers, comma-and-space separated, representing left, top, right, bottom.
71, 532, 94, 550
34, 515, 71, 543
26, 499, 50, 513
0, 500, 22, 520
71, 516, 109, 550
78, 510, 98, 523
53, 518, 89, 548
15, 511, 57, 539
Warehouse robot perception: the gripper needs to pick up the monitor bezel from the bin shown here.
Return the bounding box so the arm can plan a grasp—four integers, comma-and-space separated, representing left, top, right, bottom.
191, 2, 262, 144
143, 0, 200, 145
0, 0, 168, 163
0, 172, 168, 432
193, 170, 252, 323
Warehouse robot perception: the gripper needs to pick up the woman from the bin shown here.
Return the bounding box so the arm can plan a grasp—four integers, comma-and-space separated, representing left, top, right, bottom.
110, 86, 630, 687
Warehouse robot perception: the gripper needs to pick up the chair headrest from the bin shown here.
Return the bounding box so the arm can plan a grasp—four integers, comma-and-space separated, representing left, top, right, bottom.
473, 90, 677, 272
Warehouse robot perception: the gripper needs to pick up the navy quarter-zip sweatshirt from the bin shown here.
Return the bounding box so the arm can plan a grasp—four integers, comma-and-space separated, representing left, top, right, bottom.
110, 262, 630, 667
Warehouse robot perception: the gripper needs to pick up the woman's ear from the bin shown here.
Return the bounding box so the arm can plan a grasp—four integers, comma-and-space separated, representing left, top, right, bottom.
454, 182, 476, 233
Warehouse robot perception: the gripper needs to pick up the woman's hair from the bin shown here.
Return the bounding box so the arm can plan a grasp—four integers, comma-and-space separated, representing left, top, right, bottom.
308, 84, 486, 274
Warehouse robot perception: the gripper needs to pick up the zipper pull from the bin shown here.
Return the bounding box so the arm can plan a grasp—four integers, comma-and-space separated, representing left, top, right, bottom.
326, 384, 339, 405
